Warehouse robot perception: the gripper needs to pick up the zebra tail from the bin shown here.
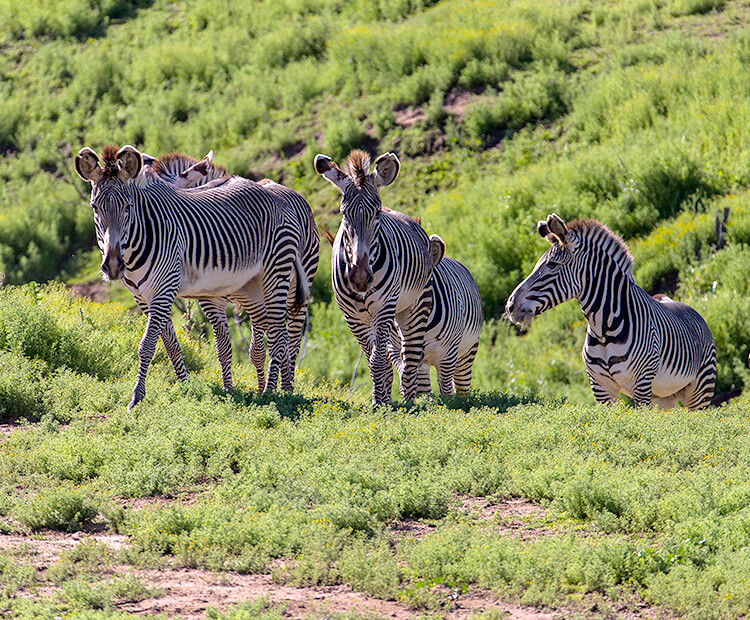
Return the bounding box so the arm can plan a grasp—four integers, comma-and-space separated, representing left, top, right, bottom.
291, 254, 309, 316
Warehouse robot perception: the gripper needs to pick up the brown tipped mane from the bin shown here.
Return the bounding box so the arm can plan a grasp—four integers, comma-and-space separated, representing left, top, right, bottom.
100, 144, 121, 178
152, 152, 199, 176
345, 150, 371, 186
567, 218, 634, 275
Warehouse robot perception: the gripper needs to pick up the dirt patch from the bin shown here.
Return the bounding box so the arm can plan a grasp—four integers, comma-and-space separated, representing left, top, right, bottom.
0, 530, 559, 619
456, 496, 557, 541
69, 280, 110, 304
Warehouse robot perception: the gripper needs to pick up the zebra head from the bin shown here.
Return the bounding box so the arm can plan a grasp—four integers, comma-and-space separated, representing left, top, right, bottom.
314, 150, 400, 293
505, 213, 582, 328
75, 145, 142, 281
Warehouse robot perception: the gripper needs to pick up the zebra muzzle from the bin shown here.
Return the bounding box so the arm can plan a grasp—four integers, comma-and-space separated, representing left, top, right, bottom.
349, 262, 373, 293
101, 249, 125, 280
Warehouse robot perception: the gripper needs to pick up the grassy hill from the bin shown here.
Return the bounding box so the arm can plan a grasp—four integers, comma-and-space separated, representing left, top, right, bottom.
3, 0, 750, 401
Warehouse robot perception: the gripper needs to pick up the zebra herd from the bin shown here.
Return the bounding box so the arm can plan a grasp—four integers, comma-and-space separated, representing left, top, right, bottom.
75, 145, 716, 411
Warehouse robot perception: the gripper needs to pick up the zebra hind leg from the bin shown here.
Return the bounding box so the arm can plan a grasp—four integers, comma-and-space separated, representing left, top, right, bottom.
198, 299, 233, 391
436, 348, 458, 396
453, 342, 479, 395
250, 322, 266, 394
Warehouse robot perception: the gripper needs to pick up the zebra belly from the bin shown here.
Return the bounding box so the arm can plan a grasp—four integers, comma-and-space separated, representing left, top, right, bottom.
178, 265, 263, 298
652, 369, 693, 398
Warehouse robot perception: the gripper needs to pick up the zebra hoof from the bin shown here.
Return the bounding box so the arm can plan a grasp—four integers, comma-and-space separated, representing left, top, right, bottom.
127, 397, 142, 411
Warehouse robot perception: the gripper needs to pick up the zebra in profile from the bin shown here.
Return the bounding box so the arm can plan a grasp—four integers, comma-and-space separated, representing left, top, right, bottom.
314, 150, 435, 405
144, 150, 319, 392
75, 145, 307, 409
388, 234, 483, 396
505, 214, 716, 409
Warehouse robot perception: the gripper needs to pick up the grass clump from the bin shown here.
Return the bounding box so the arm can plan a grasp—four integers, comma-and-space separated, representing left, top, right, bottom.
21, 489, 99, 532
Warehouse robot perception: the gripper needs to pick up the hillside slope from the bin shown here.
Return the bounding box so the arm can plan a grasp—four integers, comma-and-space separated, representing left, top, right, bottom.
2, 0, 750, 398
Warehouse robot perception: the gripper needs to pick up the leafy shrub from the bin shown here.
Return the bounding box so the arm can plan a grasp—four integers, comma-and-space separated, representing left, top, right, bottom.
22, 489, 99, 532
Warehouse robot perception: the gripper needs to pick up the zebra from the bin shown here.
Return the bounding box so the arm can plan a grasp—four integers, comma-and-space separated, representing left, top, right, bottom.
144, 150, 319, 392
319, 230, 483, 396
314, 150, 435, 405
75, 144, 308, 409
388, 234, 483, 396
505, 214, 716, 409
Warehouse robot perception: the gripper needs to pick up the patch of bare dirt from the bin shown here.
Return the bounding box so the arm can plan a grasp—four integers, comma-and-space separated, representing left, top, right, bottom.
0, 530, 560, 619
394, 106, 428, 128
69, 280, 110, 303
457, 496, 554, 541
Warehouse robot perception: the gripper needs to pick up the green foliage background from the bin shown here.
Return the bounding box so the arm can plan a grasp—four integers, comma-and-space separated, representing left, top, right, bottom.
3, 0, 750, 400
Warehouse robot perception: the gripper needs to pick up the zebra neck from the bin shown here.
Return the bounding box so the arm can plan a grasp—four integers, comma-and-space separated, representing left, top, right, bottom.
578, 267, 633, 341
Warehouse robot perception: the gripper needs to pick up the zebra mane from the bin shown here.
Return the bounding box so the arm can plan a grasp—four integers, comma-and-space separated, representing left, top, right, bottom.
151, 152, 229, 179
99, 144, 122, 178
568, 219, 634, 277
345, 150, 371, 186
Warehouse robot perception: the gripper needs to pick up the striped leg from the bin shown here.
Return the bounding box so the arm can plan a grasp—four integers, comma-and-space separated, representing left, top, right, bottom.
262, 267, 293, 392
286, 297, 308, 382
129, 293, 177, 410
396, 288, 432, 401
198, 299, 233, 391
454, 342, 479, 395
435, 347, 458, 396
250, 321, 266, 393
416, 361, 432, 396
134, 296, 188, 382
370, 316, 395, 405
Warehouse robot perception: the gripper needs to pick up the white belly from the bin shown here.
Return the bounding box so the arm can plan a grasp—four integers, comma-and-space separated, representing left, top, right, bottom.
179, 265, 263, 298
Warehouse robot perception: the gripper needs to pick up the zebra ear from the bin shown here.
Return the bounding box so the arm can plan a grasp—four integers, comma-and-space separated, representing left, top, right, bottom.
116, 145, 143, 181
546, 213, 569, 243
75, 147, 103, 183
319, 224, 336, 247
372, 152, 400, 188
537, 221, 549, 238
428, 234, 445, 267
178, 153, 213, 186
314, 154, 350, 192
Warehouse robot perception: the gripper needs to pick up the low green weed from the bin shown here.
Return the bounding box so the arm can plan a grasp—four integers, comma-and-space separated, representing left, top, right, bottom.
21, 489, 99, 532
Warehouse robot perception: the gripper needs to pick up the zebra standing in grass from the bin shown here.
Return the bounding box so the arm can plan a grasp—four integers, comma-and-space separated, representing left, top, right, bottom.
505, 214, 716, 409
389, 234, 483, 396
75, 145, 308, 409
315, 150, 435, 405
144, 150, 319, 392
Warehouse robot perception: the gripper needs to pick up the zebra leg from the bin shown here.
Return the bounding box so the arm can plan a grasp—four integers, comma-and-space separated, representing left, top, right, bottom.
369, 319, 395, 405
134, 296, 187, 382
286, 298, 308, 384
653, 395, 678, 409
260, 272, 292, 392
631, 375, 656, 407
454, 342, 479, 395
436, 347, 458, 396
682, 343, 717, 410
250, 321, 266, 394
416, 361, 432, 396
198, 299, 233, 391
396, 289, 432, 402
231, 291, 268, 393
129, 295, 176, 410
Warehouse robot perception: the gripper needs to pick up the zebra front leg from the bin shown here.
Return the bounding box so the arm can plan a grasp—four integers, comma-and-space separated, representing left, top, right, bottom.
134, 296, 187, 382
198, 299, 233, 391
130, 296, 175, 410
369, 319, 394, 405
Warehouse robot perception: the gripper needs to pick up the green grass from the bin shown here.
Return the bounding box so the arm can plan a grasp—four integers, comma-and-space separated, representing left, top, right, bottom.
0, 285, 750, 618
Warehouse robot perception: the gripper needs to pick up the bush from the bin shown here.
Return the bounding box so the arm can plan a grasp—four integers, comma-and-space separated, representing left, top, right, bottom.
22, 489, 99, 532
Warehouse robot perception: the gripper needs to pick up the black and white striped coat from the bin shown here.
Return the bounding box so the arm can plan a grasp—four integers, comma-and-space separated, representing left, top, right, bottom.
75, 145, 307, 409
315, 150, 435, 405
143, 150, 319, 393
389, 235, 483, 396
505, 214, 716, 409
